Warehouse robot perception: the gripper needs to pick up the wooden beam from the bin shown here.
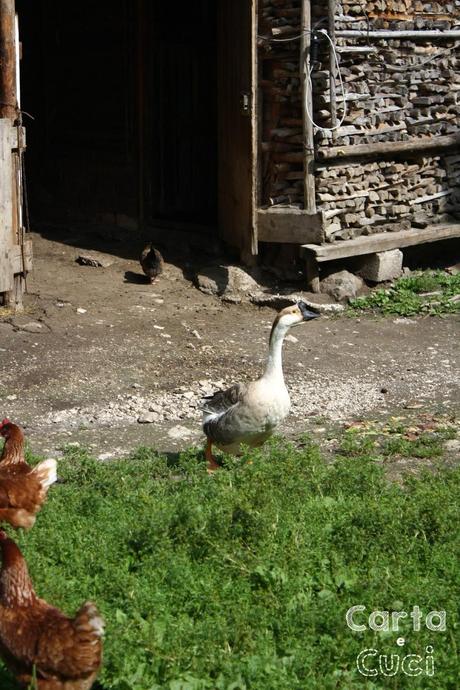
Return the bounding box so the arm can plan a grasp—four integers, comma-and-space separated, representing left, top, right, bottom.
317, 132, 460, 161
302, 223, 460, 262
0, 0, 17, 119
258, 208, 323, 244
300, 0, 316, 213
335, 29, 460, 39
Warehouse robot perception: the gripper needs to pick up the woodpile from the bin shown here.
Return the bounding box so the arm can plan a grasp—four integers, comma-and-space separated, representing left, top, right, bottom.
258, 0, 460, 241
317, 154, 458, 240
259, 0, 304, 207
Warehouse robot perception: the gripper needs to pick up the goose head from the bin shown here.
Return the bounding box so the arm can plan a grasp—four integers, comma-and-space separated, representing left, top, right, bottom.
269, 302, 319, 345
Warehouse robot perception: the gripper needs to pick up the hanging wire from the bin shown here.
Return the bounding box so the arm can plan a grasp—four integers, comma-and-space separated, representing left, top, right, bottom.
305, 29, 348, 132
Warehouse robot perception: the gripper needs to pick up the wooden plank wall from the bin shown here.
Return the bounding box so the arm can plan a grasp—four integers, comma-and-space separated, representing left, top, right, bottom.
0, 119, 14, 294
0, 119, 31, 303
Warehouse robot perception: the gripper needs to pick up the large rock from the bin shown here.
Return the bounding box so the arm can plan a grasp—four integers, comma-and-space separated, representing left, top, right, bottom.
320, 270, 364, 302
195, 265, 260, 297
356, 249, 403, 282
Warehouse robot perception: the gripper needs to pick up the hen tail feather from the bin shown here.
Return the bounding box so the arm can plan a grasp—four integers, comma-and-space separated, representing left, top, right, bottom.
74, 601, 105, 639
31, 458, 57, 489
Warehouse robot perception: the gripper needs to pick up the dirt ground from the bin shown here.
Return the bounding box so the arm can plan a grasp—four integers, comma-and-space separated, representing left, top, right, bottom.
0, 227, 459, 461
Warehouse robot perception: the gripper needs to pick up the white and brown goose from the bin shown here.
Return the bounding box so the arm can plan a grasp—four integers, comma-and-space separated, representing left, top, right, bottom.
202, 302, 320, 471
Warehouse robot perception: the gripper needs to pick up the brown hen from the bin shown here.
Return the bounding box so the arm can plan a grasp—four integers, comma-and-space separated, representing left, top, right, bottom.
0, 420, 57, 529
0, 531, 104, 689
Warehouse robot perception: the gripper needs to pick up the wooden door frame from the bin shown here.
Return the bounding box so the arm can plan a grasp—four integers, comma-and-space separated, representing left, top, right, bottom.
217, 0, 258, 262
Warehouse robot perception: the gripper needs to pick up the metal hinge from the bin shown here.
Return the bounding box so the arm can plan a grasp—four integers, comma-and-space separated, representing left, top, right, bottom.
240, 91, 251, 117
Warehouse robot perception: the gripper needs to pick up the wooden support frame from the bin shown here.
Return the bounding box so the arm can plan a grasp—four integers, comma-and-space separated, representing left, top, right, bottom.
303, 224, 460, 262
300, 0, 316, 213
317, 132, 460, 161
302, 223, 460, 291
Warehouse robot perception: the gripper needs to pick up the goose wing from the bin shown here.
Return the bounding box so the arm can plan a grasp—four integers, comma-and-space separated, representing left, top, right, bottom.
202, 383, 248, 441
202, 383, 246, 418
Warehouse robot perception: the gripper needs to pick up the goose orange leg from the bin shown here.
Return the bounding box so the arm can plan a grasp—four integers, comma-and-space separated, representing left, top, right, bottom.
205, 438, 220, 473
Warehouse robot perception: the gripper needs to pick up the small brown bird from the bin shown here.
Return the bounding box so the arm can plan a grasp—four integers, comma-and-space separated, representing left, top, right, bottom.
140, 243, 164, 284
0, 419, 57, 529
0, 530, 104, 689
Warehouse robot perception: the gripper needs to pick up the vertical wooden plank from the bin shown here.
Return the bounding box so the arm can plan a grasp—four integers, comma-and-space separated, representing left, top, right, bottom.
304, 252, 320, 293
0, 0, 17, 119
250, 0, 258, 258
300, 0, 316, 213
0, 119, 13, 293
218, 0, 257, 259
328, 0, 338, 139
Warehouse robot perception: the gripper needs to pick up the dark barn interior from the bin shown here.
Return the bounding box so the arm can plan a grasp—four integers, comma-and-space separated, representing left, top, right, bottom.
15, 0, 218, 234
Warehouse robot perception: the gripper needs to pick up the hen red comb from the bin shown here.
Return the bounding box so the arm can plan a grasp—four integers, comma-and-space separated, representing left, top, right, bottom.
0, 419, 10, 427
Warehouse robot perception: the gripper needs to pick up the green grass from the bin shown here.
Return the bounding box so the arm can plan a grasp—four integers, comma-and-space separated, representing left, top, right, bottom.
349, 270, 460, 316
0, 439, 459, 690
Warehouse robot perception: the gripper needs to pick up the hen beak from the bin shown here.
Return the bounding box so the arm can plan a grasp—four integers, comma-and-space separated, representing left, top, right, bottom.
298, 302, 320, 321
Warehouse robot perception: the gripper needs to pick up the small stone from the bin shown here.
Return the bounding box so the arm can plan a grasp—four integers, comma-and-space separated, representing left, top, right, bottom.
98, 452, 114, 460
77, 308, 87, 314
6, 394, 17, 401
76, 252, 115, 268
192, 330, 202, 340
444, 439, 460, 452
132, 383, 141, 389
168, 425, 194, 440
404, 400, 423, 409
380, 387, 388, 394
137, 412, 160, 424
10, 317, 45, 333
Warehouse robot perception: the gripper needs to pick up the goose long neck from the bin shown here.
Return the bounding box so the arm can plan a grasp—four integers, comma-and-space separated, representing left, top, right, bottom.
263, 322, 289, 380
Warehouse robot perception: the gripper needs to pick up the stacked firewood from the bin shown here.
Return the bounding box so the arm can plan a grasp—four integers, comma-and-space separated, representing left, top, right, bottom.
258, 0, 460, 239
317, 154, 458, 240
259, 0, 304, 207
336, 0, 460, 30
312, 39, 460, 148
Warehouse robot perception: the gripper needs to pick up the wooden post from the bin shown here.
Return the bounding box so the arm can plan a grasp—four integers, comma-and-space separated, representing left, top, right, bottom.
328, 0, 337, 139
0, 0, 25, 310
0, 0, 16, 120
305, 251, 320, 293
300, 0, 316, 213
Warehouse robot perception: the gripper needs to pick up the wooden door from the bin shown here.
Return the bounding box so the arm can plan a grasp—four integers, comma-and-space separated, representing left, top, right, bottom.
218, 0, 257, 259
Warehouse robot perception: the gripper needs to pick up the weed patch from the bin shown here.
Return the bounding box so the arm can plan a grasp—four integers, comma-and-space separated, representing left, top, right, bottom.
349, 270, 460, 316
0, 439, 458, 689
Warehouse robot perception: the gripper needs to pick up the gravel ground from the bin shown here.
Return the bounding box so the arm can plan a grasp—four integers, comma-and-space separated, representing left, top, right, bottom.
0, 230, 458, 459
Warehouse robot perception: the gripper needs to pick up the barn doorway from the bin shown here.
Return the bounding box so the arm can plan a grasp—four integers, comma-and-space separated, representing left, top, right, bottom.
15, 0, 218, 235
